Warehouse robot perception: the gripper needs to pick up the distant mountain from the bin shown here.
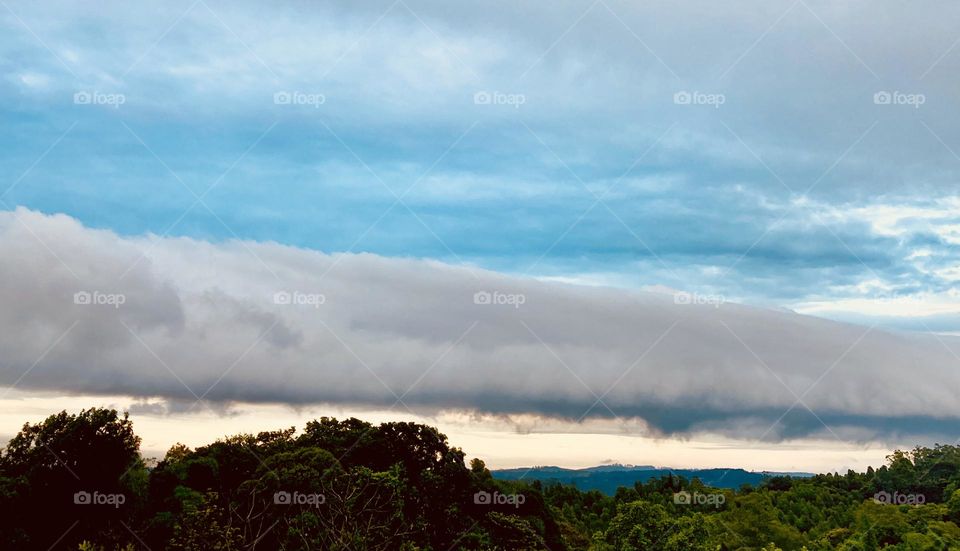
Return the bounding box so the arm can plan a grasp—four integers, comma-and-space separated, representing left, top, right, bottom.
583, 464, 656, 472
492, 465, 813, 494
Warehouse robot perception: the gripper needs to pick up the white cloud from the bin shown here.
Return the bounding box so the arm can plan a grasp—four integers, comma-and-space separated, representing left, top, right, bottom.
17, 72, 52, 89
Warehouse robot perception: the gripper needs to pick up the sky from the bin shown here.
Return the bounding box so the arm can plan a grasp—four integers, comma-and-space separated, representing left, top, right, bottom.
1, 0, 960, 471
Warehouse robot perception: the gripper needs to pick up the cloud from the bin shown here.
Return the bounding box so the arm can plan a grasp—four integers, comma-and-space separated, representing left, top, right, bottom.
4, 0, 960, 313
2, 208, 959, 444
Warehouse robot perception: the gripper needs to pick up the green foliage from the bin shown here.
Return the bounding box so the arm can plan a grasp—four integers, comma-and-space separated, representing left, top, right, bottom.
595, 500, 711, 550
0, 408, 141, 550
168, 492, 242, 550
4, 409, 960, 550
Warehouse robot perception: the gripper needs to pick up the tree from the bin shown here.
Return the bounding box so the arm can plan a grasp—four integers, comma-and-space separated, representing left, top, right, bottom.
599, 501, 711, 550
0, 408, 141, 549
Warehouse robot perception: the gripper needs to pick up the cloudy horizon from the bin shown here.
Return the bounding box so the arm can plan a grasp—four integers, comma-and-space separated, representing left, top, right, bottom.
0, 208, 957, 470
3, 0, 960, 472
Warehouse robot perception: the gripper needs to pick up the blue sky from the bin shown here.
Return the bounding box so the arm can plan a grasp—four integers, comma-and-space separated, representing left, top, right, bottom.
4, 0, 960, 320
4, 0, 960, 469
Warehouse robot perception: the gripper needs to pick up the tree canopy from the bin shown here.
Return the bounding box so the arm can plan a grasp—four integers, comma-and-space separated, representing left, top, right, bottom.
2, 408, 960, 550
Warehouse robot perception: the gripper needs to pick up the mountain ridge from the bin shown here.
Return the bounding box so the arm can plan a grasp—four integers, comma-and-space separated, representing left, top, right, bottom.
492, 464, 814, 495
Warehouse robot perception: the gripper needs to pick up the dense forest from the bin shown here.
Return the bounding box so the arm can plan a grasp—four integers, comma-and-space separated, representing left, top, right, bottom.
2, 409, 960, 550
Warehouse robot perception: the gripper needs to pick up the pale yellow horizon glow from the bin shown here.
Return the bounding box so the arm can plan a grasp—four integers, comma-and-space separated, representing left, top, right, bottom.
0, 391, 896, 474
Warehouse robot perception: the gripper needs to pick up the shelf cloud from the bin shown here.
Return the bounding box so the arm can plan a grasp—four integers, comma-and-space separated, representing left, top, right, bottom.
2, 208, 958, 443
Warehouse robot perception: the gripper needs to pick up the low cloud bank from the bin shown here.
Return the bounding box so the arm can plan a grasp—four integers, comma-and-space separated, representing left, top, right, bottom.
2, 208, 958, 442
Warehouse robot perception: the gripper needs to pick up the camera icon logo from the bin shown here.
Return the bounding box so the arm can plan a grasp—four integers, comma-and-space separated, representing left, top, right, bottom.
673, 91, 692, 105
474, 91, 492, 105
473, 291, 492, 305
73, 91, 92, 105
873, 491, 891, 504
673, 292, 691, 305
273, 291, 292, 305
673, 491, 691, 505
473, 490, 492, 505
274, 491, 292, 505
274, 91, 292, 105
74, 491, 92, 505
873, 91, 892, 105
74, 291, 92, 305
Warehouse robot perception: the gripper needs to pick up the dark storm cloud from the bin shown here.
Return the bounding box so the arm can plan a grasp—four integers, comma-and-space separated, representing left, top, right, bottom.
2, 209, 959, 445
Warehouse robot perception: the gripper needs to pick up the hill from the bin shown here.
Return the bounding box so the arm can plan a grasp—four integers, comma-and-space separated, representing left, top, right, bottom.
493, 465, 813, 494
